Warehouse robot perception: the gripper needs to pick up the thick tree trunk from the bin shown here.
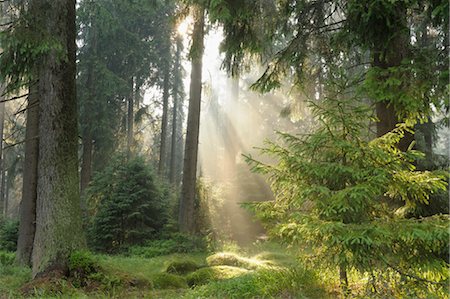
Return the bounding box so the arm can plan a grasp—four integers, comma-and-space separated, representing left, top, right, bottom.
0, 84, 5, 216
372, 3, 412, 151
126, 78, 134, 158
158, 68, 170, 176
16, 83, 39, 266
179, 5, 205, 233
32, 0, 85, 278
169, 39, 182, 185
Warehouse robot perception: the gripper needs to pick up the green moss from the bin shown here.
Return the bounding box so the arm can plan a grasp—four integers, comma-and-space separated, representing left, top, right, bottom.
152, 273, 187, 289
165, 260, 201, 275
186, 266, 249, 287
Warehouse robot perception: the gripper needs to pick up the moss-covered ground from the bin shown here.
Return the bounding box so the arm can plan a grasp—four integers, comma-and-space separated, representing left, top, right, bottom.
0, 243, 330, 299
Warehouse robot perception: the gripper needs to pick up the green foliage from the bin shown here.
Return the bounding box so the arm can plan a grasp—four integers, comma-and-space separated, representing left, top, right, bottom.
166, 260, 201, 275
86, 155, 169, 252
0, 250, 15, 266
152, 273, 188, 289
245, 76, 449, 295
0, 218, 19, 252
186, 266, 326, 299
129, 233, 206, 258
68, 250, 100, 287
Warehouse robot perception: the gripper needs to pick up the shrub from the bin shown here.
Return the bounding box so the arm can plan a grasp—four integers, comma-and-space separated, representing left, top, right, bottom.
0, 218, 19, 252
0, 250, 15, 266
68, 250, 100, 287
186, 266, 325, 299
152, 273, 187, 289
129, 233, 206, 258
86, 155, 169, 252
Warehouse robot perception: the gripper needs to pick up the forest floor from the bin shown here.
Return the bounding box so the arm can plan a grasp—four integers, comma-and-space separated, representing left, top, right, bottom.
0, 241, 337, 299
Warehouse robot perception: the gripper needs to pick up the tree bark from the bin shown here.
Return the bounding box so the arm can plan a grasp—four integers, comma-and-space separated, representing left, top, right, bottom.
158, 67, 170, 176
16, 83, 39, 266
32, 0, 85, 278
179, 5, 205, 233
169, 37, 182, 185
0, 84, 5, 216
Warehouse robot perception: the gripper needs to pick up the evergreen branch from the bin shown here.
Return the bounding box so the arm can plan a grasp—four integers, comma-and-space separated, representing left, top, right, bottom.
386, 262, 447, 286
0, 92, 30, 103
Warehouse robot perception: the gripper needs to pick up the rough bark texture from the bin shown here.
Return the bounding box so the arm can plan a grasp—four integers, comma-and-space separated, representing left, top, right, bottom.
169, 38, 182, 185
32, 0, 85, 278
158, 68, 170, 176
179, 5, 205, 233
0, 85, 4, 216
16, 83, 39, 266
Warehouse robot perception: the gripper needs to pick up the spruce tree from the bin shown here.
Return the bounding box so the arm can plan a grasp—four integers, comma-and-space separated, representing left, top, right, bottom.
246, 74, 448, 296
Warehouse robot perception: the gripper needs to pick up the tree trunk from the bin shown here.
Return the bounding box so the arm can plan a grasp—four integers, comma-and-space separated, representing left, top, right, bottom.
0, 84, 5, 216
179, 5, 205, 233
80, 20, 97, 195
339, 264, 350, 298
372, 3, 412, 151
169, 37, 182, 185
16, 83, 39, 266
126, 77, 134, 158
32, 0, 85, 278
80, 133, 93, 194
1, 169, 6, 217
158, 67, 170, 176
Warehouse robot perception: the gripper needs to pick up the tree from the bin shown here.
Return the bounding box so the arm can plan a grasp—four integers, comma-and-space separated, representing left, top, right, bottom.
169, 36, 184, 185
16, 82, 38, 266
246, 74, 448, 296
214, 0, 448, 153
31, 0, 85, 277
158, 24, 172, 176
179, 3, 205, 233
87, 155, 168, 252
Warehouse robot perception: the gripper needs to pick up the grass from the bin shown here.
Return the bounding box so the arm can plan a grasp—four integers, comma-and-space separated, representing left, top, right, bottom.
0, 243, 330, 298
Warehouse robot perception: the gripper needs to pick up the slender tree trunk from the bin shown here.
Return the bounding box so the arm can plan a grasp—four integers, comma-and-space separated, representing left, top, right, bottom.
1, 169, 6, 217
16, 83, 39, 266
80, 133, 93, 194
32, 0, 85, 278
179, 5, 205, 233
80, 20, 97, 195
126, 77, 134, 158
339, 265, 350, 298
158, 68, 170, 176
169, 37, 182, 185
